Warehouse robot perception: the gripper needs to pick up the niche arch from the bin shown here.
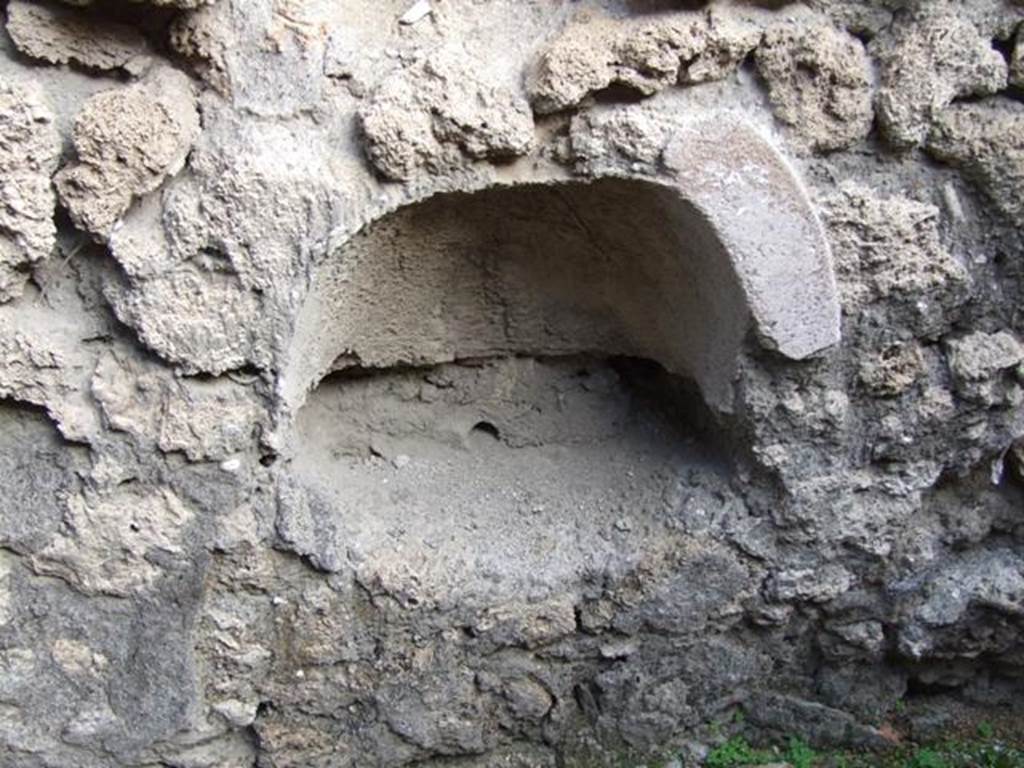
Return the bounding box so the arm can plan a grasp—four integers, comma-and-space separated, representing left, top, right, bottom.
280, 117, 840, 415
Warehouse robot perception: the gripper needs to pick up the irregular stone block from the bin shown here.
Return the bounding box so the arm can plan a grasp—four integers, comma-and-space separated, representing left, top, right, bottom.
90, 350, 265, 461
874, 11, 1007, 149
5, 0, 152, 74
823, 184, 969, 335
110, 267, 264, 375
529, 11, 706, 114
30, 485, 196, 597
754, 22, 873, 152
359, 46, 534, 180
685, 10, 762, 85
945, 331, 1024, 407
54, 66, 200, 238
895, 548, 1024, 660
528, 9, 758, 115
767, 564, 854, 604
0, 402, 82, 554
169, 2, 234, 95
746, 692, 888, 748
927, 101, 1024, 227
858, 342, 926, 398
567, 108, 673, 174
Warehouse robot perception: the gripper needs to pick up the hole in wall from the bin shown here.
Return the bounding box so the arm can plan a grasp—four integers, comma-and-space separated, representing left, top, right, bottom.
991, 35, 1015, 68
590, 82, 652, 106
467, 419, 501, 448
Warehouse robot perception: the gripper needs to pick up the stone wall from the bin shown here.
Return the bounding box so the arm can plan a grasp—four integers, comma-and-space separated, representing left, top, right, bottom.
0, 1, 1022, 766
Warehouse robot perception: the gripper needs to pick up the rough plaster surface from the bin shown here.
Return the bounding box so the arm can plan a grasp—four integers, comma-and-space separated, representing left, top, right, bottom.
0, 77, 60, 302
0, 0, 1023, 767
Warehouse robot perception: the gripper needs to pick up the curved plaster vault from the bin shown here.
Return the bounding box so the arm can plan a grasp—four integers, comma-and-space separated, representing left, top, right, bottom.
277, 118, 840, 600
282, 117, 840, 414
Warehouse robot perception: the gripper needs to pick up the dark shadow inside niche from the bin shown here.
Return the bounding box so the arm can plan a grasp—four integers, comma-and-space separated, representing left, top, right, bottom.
297, 354, 730, 465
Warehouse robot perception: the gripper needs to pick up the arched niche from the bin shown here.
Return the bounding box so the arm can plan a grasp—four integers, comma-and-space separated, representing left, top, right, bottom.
272, 119, 840, 596
280, 117, 838, 415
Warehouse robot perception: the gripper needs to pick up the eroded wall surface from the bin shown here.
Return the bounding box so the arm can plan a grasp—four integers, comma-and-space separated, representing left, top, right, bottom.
0, 1, 1023, 766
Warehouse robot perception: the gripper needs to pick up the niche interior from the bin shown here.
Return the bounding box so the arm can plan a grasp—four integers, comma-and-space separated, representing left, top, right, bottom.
282, 179, 790, 599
